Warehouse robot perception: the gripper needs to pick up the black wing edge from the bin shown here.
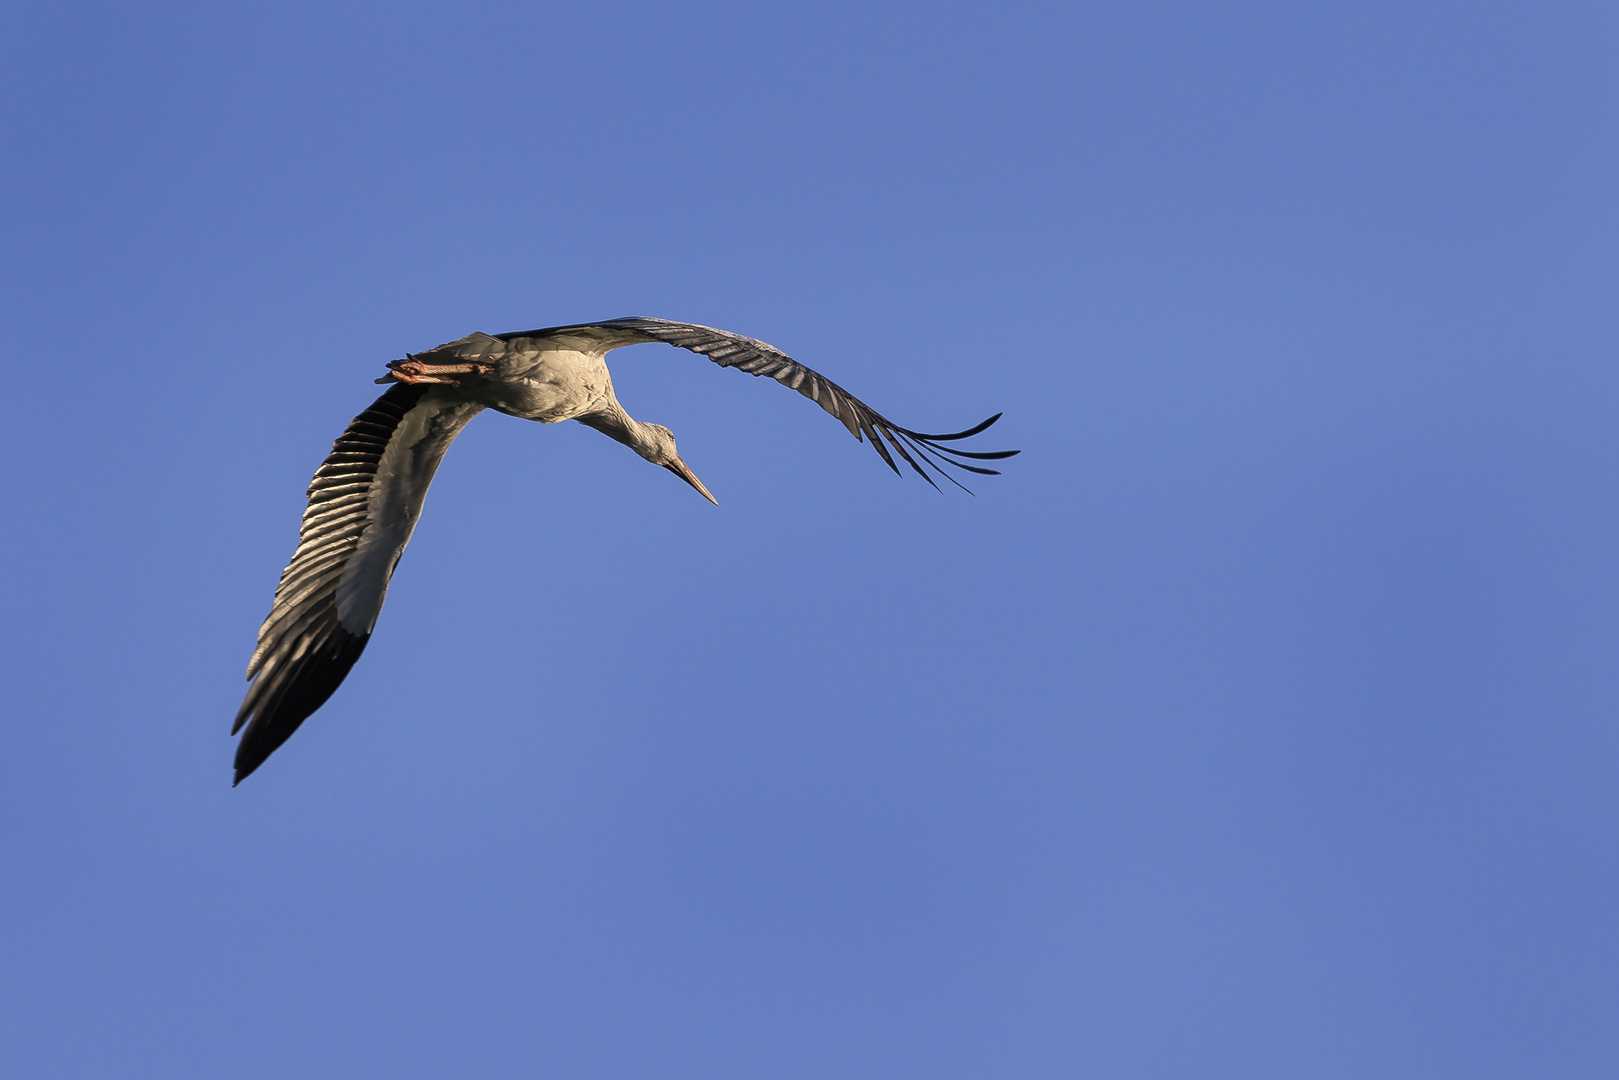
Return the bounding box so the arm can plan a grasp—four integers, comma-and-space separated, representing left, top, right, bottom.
231, 382, 429, 785
232, 632, 369, 784
854, 412, 1020, 495
494, 316, 1020, 493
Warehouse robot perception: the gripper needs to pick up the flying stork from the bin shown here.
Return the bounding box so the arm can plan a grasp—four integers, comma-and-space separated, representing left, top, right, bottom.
232, 317, 1017, 784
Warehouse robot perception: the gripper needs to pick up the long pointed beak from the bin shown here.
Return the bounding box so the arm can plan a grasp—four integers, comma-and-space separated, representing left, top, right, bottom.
663, 456, 718, 505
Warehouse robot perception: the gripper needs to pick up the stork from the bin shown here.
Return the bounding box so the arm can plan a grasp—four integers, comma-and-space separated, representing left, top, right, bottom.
232, 317, 1017, 783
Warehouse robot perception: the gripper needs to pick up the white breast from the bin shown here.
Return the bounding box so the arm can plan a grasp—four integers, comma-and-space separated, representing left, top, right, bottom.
423, 332, 616, 423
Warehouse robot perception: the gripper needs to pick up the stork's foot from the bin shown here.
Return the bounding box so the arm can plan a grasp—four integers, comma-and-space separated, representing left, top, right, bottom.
379, 354, 498, 386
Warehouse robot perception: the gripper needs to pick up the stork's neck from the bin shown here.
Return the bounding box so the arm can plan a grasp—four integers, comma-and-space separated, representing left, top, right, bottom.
575, 395, 662, 461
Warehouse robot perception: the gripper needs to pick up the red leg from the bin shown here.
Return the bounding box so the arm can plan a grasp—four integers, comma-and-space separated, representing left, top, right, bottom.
386, 371, 465, 385
378, 354, 498, 386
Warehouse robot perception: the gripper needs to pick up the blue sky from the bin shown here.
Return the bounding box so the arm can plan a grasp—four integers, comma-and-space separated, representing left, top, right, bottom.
3, 1, 1617, 1076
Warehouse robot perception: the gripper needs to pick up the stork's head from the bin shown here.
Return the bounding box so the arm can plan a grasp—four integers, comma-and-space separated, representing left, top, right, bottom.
637, 423, 718, 505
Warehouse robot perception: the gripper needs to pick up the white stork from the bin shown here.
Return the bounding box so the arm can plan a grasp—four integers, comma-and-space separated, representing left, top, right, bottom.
233, 317, 1017, 783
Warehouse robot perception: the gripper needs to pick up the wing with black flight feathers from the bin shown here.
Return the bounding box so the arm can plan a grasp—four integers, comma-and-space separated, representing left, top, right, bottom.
232, 383, 482, 784
495, 317, 1019, 491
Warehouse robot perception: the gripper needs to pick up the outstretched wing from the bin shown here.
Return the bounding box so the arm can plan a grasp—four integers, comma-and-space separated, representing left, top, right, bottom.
233, 383, 484, 784
494, 317, 1019, 491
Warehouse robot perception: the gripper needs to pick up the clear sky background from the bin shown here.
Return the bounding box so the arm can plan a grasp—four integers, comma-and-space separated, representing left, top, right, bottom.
2, 2, 1616, 1077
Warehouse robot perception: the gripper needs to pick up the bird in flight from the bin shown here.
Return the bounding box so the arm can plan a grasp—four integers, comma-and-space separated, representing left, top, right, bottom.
232, 317, 1017, 784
